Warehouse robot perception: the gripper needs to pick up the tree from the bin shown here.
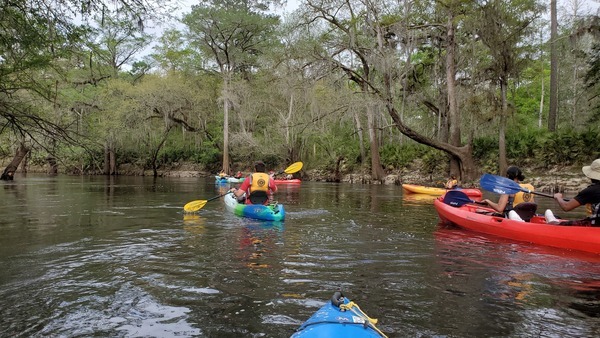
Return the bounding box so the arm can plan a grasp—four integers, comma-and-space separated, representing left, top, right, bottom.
298, 0, 482, 180
0, 0, 175, 177
549, 0, 558, 131
183, 0, 281, 174
475, 0, 541, 174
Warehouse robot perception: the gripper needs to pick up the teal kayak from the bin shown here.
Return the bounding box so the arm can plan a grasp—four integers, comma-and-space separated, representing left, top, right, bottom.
215, 176, 229, 184
223, 193, 285, 221
292, 292, 387, 337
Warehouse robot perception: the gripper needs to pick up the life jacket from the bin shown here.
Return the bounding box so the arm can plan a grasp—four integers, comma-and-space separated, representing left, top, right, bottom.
503, 194, 516, 216
247, 173, 270, 204
514, 183, 535, 205
590, 203, 600, 225
446, 179, 458, 189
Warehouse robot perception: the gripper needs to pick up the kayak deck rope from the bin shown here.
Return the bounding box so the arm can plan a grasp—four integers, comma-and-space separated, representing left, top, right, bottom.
340, 301, 388, 338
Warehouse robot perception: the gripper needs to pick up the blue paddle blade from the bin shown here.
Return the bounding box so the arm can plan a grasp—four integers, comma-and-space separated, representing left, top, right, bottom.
444, 190, 475, 207
479, 173, 522, 195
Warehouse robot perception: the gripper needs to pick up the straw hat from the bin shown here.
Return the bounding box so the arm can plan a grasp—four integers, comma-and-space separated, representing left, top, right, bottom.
582, 159, 600, 180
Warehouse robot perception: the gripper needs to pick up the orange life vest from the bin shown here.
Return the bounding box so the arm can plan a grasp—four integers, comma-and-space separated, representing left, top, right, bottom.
514, 183, 535, 205
249, 173, 270, 193
247, 173, 271, 205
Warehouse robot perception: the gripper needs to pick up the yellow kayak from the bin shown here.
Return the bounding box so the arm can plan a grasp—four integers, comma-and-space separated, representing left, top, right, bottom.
402, 184, 482, 197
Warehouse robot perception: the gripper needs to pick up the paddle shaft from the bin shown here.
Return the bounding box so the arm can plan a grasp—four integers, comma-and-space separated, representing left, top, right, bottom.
480, 173, 568, 200
209, 191, 232, 201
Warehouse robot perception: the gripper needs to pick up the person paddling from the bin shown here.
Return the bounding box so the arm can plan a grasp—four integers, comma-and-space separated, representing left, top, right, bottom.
544, 158, 600, 226
482, 166, 529, 221
230, 161, 278, 205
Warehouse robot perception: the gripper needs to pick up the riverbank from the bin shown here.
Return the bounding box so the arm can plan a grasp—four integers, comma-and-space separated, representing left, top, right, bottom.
125, 162, 590, 194
7, 161, 591, 193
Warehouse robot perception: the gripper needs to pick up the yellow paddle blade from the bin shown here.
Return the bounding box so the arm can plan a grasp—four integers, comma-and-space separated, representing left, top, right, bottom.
183, 199, 208, 212
283, 161, 303, 174
183, 192, 233, 212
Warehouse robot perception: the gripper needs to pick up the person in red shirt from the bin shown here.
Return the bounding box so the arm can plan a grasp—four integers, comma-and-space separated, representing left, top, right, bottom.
231, 161, 277, 205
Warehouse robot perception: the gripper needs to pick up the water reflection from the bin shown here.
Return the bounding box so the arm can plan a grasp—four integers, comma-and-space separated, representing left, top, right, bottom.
402, 193, 438, 205
433, 225, 600, 336
277, 185, 301, 205
183, 214, 206, 235
549, 278, 600, 318
236, 220, 284, 269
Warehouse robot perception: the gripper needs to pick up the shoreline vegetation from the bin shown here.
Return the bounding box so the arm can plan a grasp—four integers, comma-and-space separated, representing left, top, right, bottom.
7, 161, 591, 195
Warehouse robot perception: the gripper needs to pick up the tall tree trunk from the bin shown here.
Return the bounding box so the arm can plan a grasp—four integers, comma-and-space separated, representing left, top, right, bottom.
499, 80, 508, 175
109, 149, 116, 175
104, 141, 110, 175
539, 69, 544, 128
354, 112, 366, 167
1, 143, 30, 180
222, 72, 231, 174
104, 141, 116, 175
367, 103, 384, 181
446, 14, 461, 178
548, 0, 558, 131
150, 127, 172, 178
47, 156, 58, 175
285, 93, 295, 162
21, 150, 29, 173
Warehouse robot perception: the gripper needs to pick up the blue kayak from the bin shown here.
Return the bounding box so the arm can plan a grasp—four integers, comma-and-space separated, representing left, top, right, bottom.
291, 292, 387, 337
224, 193, 285, 221
214, 176, 229, 184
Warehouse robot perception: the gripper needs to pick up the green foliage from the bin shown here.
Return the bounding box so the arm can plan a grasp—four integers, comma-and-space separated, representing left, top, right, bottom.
472, 129, 600, 169
422, 149, 447, 176
505, 128, 545, 159
380, 143, 430, 168
472, 136, 497, 160
534, 129, 599, 166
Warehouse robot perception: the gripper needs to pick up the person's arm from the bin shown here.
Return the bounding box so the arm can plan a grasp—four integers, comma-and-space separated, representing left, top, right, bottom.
554, 193, 581, 211
232, 179, 250, 197
483, 194, 509, 213
269, 178, 278, 193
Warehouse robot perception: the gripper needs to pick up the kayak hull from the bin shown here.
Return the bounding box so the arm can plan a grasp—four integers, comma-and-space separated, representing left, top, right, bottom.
292, 293, 384, 338
402, 184, 482, 197
215, 176, 229, 184
434, 197, 600, 254
224, 194, 285, 221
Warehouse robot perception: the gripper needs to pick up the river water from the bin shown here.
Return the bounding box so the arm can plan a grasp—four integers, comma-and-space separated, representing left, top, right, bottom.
0, 174, 598, 337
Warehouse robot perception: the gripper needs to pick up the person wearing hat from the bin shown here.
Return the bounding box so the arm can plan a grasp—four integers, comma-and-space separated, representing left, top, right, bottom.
545, 159, 600, 226
230, 161, 278, 205
482, 166, 529, 221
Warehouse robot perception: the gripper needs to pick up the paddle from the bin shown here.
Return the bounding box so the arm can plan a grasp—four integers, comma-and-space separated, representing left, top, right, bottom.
444, 190, 487, 207
273, 161, 303, 177
479, 173, 555, 198
183, 162, 304, 212
184, 192, 232, 212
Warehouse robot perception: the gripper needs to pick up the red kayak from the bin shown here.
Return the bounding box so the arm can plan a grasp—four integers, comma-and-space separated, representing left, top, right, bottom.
434, 196, 600, 255
273, 179, 301, 185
